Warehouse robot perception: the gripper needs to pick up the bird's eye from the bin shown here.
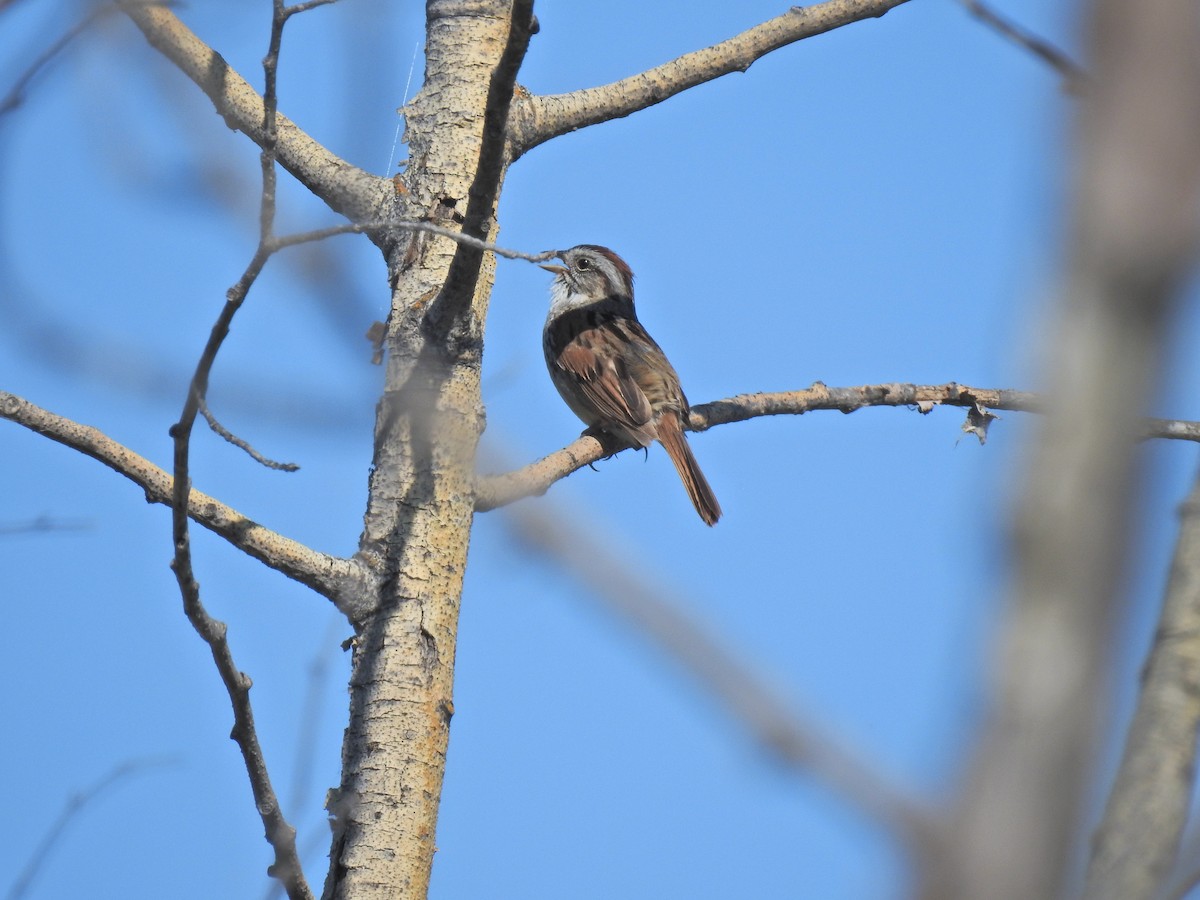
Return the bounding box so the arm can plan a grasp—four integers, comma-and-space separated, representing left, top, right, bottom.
575, 257, 591, 271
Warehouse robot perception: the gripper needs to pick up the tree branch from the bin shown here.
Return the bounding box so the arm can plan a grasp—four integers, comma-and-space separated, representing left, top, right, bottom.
474, 382, 1200, 511
118, 2, 390, 223
506, 0, 911, 159
0, 391, 359, 605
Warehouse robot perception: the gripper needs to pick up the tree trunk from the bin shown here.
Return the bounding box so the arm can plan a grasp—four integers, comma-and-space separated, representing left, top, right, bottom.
322, 2, 522, 896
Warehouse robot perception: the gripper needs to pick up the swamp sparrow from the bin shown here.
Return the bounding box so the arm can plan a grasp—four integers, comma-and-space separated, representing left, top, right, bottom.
541, 244, 722, 525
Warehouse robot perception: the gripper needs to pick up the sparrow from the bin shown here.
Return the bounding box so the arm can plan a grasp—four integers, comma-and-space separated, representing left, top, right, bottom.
540, 244, 722, 525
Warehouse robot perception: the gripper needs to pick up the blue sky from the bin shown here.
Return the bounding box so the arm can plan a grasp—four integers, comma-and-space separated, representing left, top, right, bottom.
6, 1, 1196, 898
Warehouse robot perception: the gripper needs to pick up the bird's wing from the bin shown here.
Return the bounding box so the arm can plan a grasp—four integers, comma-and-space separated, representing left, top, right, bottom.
553, 320, 655, 433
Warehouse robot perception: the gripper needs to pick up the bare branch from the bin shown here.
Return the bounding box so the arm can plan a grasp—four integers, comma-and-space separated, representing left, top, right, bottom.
1085, 462, 1200, 898
118, 2, 390, 223
198, 397, 300, 472
0, 391, 358, 603
507, 0, 911, 158
474, 381, 1200, 511
164, 5, 322, 893
957, 0, 1086, 93
506, 501, 941, 858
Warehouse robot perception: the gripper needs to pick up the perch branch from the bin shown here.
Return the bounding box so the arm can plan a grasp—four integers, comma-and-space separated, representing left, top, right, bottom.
7, 757, 177, 900
507, 0, 911, 158
474, 381, 1200, 511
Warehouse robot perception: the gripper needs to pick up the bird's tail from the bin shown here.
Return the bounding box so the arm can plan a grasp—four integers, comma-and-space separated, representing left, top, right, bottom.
657, 412, 722, 526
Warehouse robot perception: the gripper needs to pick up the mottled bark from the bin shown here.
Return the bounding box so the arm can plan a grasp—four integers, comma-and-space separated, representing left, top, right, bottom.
321, 3, 532, 897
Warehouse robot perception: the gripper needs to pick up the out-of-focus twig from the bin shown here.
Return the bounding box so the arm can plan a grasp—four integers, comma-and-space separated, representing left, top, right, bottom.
957, 0, 1086, 93
6, 756, 176, 900
0, 3, 111, 116
0, 514, 91, 535
506, 500, 942, 860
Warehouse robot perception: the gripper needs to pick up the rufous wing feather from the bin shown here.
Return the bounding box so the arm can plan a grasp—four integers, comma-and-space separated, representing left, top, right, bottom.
655, 411, 722, 526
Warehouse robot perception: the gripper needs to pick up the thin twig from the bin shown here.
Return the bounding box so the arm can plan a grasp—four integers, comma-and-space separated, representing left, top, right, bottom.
198, 396, 299, 472
165, 3, 315, 896
0, 3, 110, 116
269, 219, 557, 263
958, 0, 1087, 93
6, 757, 177, 900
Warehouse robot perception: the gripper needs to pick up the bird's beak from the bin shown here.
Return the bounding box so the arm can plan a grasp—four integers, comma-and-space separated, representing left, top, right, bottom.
539, 264, 568, 275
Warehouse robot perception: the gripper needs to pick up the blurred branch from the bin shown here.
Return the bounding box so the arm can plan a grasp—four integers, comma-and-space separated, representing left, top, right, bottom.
0, 391, 360, 605
0, 514, 91, 535
118, 1, 389, 223
506, 501, 941, 858
507, 0, 912, 158
1085, 460, 1200, 898
1166, 821, 1200, 900
957, 0, 1086, 93
6, 756, 176, 900
0, 1, 118, 116
475, 381, 1200, 511
936, 0, 1200, 897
